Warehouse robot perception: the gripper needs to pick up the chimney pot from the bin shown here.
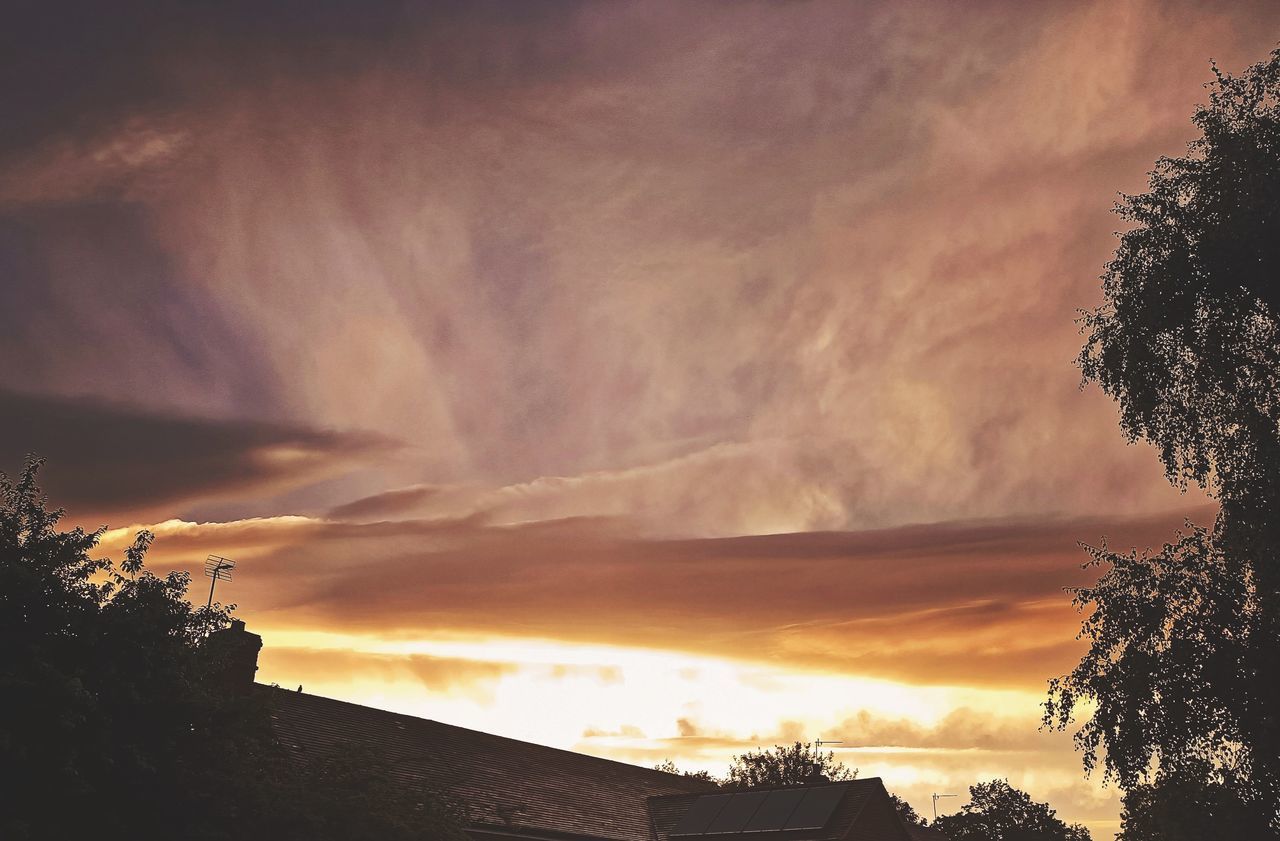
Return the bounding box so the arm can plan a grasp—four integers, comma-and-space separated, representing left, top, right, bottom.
207, 620, 262, 693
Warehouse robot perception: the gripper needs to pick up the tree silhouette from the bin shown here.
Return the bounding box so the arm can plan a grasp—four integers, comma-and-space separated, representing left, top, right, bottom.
890, 793, 928, 828
0, 457, 466, 841
930, 780, 1090, 841
723, 741, 856, 789
1044, 525, 1274, 833
654, 759, 721, 784
1116, 770, 1261, 841
1055, 46, 1280, 836
1077, 47, 1280, 516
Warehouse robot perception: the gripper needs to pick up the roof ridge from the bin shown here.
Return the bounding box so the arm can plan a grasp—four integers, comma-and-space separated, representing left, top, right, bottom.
261, 684, 716, 789
646, 777, 880, 802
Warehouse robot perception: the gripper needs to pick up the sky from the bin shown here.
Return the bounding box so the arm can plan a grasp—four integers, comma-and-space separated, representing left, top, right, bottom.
3, 2, 1278, 836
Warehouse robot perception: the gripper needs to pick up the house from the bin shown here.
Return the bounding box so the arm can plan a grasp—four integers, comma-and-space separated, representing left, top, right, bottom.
216, 622, 920, 841
647, 779, 917, 841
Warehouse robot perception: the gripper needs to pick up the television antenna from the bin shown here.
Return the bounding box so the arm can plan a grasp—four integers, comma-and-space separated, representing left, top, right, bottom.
806, 739, 844, 780
204, 555, 236, 608
932, 792, 959, 820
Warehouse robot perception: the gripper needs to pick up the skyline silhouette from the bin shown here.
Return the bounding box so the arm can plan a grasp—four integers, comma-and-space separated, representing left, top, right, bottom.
4, 2, 1280, 836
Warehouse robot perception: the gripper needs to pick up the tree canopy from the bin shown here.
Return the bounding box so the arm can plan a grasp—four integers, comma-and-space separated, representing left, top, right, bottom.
890, 793, 927, 828
0, 457, 467, 841
1055, 46, 1280, 837
723, 741, 857, 790
653, 759, 720, 784
1044, 524, 1275, 830
931, 780, 1091, 841
658, 751, 929, 830
1077, 48, 1280, 520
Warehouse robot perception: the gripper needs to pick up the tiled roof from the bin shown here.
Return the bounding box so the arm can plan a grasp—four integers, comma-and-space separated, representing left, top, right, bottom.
263, 685, 716, 841
649, 779, 913, 841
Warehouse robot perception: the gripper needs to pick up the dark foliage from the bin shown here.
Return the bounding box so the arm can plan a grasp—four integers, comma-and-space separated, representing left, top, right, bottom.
930, 780, 1091, 841
723, 741, 856, 790
1044, 525, 1276, 834
890, 793, 927, 827
1117, 771, 1263, 841
0, 458, 467, 841
653, 759, 721, 785
1077, 48, 1280, 515
1057, 46, 1280, 837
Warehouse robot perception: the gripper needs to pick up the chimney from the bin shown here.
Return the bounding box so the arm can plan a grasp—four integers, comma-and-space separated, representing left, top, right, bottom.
206, 619, 262, 693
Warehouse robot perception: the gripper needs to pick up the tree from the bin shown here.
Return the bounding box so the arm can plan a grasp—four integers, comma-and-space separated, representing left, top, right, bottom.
1077, 47, 1280, 523
1057, 46, 1280, 836
930, 780, 1091, 841
724, 741, 856, 790
1044, 525, 1276, 835
0, 457, 467, 841
890, 793, 927, 828
654, 759, 721, 785
1116, 772, 1261, 841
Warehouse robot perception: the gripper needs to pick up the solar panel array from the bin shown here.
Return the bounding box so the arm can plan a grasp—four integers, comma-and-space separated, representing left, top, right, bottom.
669, 785, 847, 837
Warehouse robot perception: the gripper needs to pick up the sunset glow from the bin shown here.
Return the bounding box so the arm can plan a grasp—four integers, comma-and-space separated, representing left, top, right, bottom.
6, 2, 1279, 837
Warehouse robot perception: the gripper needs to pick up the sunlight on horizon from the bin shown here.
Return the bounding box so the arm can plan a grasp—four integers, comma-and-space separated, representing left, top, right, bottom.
254, 624, 1117, 833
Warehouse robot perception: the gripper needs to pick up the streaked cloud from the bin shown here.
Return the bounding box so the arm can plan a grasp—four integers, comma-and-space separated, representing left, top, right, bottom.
103, 505, 1210, 688
6, 2, 1278, 836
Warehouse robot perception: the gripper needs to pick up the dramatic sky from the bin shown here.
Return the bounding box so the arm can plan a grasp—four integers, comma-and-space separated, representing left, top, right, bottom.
4, 2, 1278, 836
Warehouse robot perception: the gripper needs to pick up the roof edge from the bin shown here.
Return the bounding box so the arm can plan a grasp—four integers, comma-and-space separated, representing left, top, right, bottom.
260, 683, 717, 792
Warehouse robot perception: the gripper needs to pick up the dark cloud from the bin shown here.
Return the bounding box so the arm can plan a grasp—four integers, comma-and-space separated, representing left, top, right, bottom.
0, 388, 392, 522
326, 484, 444, 521
0, 203, 281, 413
0, 1, 588, 156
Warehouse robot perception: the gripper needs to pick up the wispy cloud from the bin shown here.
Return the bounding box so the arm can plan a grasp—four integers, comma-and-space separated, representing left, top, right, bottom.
6, 3, 1277, 835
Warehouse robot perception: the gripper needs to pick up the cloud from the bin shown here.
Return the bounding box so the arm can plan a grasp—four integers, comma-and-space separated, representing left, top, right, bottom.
0, 117, 189, 206
108, 504, 1211, 689
6, 0, 1272, 539
0, 388, 392, 522
7, 6, 1278, 835
836, 707, 1048, 753
326, 484, 446, 521
258, 647, 516, 702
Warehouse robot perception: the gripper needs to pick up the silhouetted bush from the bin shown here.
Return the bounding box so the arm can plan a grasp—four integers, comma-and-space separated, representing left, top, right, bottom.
0, 458, 467, 841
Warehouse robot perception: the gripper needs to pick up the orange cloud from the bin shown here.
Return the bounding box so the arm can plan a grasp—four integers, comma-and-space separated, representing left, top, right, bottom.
110, 505, 1211, 689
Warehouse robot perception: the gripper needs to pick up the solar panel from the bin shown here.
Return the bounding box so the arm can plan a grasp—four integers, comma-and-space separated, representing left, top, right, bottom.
706, 791, 770, 834
742, 788, 808, 832
671, 794, 733, 837
781, 785, 846, 831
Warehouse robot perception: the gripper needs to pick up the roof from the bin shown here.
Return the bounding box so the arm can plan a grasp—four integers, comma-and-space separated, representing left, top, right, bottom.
649, 779, 914, 841
262, 685, 717, 841
904, 827, 948, 841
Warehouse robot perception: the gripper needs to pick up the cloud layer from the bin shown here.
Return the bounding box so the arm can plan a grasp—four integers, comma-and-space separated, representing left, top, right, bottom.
6, 0, 1271, 533
6, 2, 1278, 835
104, 504, 1212, 689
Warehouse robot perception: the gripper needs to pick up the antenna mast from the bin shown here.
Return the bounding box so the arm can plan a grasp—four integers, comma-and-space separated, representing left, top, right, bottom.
932, 792, 959, 820
204, 555, 236, 608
